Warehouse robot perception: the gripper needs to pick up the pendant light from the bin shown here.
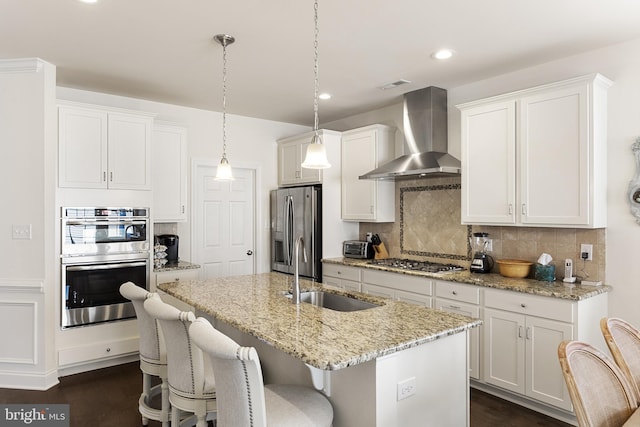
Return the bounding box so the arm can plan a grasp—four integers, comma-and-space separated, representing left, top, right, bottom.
214, 34, 235, 181
301, 0, 331, 169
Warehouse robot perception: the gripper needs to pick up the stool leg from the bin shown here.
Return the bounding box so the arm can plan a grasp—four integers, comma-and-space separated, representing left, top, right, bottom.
141, 373, 151, 426
161, 377, 170, 427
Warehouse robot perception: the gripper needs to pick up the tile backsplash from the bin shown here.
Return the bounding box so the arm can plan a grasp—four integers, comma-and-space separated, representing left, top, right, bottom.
359, 176, 606, 282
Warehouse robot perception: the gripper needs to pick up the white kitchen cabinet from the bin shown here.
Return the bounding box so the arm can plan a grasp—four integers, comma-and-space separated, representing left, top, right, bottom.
153, 122, 188, 222
278, 132, 328, 187
482, 288, 607, 412
152, 268, 200, 292
361, 269, 433, 307
458, 74, 611, 228
323, 263, 361, 292
341, 125, 396, 222
58, 103, 154, 190
435, 280, 481, 380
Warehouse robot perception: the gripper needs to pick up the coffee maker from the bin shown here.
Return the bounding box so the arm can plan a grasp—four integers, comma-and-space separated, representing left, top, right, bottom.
156, 234, 179, 264
470, 232, 494, 273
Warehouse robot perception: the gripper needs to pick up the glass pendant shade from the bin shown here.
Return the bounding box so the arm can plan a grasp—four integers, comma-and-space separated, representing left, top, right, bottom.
302, 134, 331, 169
215, 156, 233, 181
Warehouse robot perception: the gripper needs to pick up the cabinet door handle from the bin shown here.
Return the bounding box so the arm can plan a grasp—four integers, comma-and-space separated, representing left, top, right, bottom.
508, 204, 513, 215
526, 327, 531, 340
521, 204, 527, 215
518, 326, 523, 338
182, 205, 185, 214
110, 172, 113, 182
103, 171, 107, 182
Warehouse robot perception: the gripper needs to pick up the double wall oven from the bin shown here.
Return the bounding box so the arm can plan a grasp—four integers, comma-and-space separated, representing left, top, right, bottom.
61, 207, 150, 328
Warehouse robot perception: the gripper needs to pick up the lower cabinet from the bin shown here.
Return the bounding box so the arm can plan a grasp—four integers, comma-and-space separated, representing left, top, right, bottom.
434, 280, 481, 380
482, 288, 605, 412
323, 263, 361, 292
153, 268, 201, 311
361, 269, 433, 307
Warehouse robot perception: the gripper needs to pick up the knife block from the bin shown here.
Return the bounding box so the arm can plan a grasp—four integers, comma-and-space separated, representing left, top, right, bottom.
373, 242, 389, 259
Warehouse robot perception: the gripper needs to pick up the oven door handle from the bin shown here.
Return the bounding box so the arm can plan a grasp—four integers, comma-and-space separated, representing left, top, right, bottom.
66, 261, 147, 271
64, 219, 146, 225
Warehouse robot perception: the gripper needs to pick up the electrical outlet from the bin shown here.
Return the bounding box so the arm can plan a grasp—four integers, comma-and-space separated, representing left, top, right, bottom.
12, 224, 32, 240
397, 377, 416, 401
485, 239, 493, 252
580, 243, 593, 261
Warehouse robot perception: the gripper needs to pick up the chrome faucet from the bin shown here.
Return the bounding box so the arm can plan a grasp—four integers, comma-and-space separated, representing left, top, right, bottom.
292, 236, 307, 304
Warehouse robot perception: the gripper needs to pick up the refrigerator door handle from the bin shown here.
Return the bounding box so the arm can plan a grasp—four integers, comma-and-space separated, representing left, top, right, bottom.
284, 195, 294, 266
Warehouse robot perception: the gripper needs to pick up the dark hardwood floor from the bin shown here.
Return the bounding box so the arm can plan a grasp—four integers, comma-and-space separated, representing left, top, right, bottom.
0, 362, 572, 426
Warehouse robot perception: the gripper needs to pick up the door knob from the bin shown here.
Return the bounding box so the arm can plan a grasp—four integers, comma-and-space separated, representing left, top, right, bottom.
246, 250, 253, 256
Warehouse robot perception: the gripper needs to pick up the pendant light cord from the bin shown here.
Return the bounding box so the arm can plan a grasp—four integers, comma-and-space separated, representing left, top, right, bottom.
313, 0, 320, 138
221, 37, 229, 161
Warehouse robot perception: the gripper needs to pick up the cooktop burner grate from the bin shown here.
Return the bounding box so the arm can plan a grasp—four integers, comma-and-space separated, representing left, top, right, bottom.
368, 258, 466, 273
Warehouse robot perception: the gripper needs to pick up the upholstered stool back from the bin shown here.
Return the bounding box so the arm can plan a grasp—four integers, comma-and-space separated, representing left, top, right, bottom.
144, 294, 217, 427
189, 316, 333, 427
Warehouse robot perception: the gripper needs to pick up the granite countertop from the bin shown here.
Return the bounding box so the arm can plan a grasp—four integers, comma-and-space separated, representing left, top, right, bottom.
154, 260, 201, 273
157, 272, 481, 371
323, 257, 611, 301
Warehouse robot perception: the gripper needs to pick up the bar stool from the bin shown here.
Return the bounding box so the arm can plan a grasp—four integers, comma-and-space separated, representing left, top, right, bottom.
189, 316, 333, 427
144, 294, 217, 427
119, 282, 170, 427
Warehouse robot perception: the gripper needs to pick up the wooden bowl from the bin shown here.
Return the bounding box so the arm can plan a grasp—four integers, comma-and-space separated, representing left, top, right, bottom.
496, 259, 533, 278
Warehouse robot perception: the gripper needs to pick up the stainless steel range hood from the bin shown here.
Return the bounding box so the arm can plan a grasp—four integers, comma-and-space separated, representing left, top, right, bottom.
359, 86, 460, 180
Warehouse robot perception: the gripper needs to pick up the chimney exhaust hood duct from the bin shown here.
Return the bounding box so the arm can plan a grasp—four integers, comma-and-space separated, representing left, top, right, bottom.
359, 86, 460, 180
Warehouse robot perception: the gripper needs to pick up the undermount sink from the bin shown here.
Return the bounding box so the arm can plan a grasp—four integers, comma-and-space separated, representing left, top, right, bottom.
285, 291, 381, 312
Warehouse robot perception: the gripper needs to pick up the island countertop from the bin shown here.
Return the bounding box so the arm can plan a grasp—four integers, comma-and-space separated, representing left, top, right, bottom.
157, 272, 481, 371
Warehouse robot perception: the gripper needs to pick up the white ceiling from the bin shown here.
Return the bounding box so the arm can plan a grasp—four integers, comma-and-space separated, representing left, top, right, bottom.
3, 0, 640, 126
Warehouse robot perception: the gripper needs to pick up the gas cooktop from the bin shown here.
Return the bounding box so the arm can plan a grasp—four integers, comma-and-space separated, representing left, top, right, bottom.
367, 258, 466, 273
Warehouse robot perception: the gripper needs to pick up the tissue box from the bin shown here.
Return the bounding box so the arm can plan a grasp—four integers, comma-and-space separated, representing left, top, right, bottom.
534, 263, 555, 282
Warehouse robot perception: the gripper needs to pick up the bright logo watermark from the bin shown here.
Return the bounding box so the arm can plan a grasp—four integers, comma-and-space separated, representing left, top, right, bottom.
0, 405, 69, 426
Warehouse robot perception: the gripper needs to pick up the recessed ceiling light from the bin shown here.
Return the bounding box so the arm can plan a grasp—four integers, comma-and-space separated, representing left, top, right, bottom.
432, 49, 455, 60
319, 93, 331, 100
78, 0, 99, 3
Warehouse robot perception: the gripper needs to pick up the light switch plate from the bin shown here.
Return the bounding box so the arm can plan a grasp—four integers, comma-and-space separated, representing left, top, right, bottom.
12, 224, 32, 240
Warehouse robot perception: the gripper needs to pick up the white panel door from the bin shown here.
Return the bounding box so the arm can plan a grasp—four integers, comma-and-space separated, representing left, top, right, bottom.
519, 85, 588, 225
483, 308, 525, 394
460, 100, 516, 224
194, 162, 255, 279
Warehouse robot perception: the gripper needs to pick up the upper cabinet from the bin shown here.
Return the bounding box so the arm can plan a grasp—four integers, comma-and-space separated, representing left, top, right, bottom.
58, 103, 154, 190
278, 133, 322, 187
153, 122, 188, 222
341, 124, 396, 222
458, 74, 612, 228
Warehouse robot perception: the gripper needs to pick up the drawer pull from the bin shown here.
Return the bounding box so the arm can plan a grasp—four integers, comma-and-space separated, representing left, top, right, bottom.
452, 291, 458, 295
448, 305, 461, 310
520, 303, 526, 308
106, 347, 111, 353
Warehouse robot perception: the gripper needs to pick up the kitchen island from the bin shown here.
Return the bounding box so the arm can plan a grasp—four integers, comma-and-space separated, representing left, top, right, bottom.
158, 272, 481, 427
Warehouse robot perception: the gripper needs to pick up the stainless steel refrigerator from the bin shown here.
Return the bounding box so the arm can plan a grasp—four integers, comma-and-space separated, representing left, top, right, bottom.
270, 185, 322, 281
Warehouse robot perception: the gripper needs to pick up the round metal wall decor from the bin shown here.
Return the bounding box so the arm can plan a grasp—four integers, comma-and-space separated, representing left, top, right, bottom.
628, 137, 640, 223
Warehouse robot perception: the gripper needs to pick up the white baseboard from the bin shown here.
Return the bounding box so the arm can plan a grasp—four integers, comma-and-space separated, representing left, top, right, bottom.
57, 353, 139, 377
0, 368, 59, 391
